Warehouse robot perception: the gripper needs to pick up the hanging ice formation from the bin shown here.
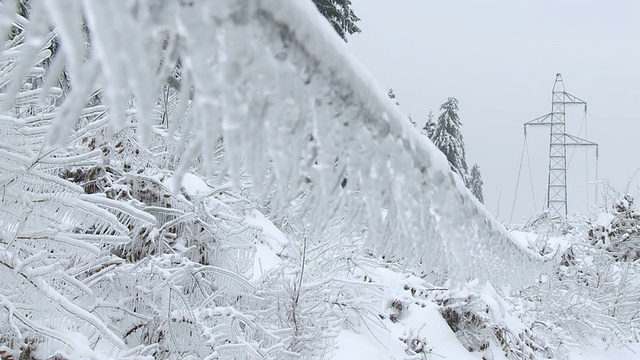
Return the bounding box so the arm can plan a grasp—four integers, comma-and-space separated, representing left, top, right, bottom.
0, 1, 548, 293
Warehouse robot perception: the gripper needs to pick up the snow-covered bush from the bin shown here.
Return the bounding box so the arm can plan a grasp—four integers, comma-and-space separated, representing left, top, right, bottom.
399, 329, 433, 359
432, 283, 554, 359
0, 16, 286, 358
521, 238, 640, 353
254, 219, 385, 358
0, 12, 387, 357
589, 195, 640, 261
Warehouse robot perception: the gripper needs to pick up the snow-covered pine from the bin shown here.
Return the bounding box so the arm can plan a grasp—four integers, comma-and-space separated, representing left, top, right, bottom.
387, 88, 400, 105
468, 164, 484, 204
432, 97, 469, 183
422, 110, 436, 139
311, 0, 361, 42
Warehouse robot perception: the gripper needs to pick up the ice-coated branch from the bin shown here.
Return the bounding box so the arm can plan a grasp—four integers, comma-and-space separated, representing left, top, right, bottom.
0, 1, 548, 290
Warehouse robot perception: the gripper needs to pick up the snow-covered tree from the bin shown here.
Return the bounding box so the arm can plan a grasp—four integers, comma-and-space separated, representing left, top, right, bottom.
422, 110, 436, 139
589, 194, 640, 261
468, 163, 484, 203
388, 88, 419, 128
388, 88, 399, 105
432, 97, 468, 182
312, 0, 361, 42
407, 114, 418, 128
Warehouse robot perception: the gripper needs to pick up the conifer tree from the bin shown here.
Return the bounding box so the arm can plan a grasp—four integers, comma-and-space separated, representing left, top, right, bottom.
423, 110, 436, 139
388, 88, 417, 127
388, 88, 399, 105
432, 97, 468, 182
469, 163, 484, 203
408, 114, 417, 128
312, 0, 361, 42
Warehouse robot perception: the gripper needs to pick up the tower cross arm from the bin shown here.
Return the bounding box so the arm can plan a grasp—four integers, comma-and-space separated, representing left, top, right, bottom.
562, 91, 586, 104
562, 91, 588, 111
524, 113, 555, 134
525, 112, 555, 126
561, 133, 599, 156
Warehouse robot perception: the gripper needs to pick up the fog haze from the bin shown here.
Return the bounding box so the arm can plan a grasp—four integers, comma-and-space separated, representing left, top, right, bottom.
348, 0, 640, 222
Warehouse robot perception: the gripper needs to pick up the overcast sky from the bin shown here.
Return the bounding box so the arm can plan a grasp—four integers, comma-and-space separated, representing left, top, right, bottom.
347, 0, 640, 222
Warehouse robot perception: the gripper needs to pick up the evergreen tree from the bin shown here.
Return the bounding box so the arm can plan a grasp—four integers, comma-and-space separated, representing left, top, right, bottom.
469, 163, 484, 203
423, 110, 436, 139
388, 88, 399, 105
432, 97, 468, 182
407, 114, 417, 128
388, 88, 419, 128
312, 0, 361, 42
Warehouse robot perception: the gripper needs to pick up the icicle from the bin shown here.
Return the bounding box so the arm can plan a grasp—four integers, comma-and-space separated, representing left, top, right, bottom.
41, 0, 85, 81
48, 61, 99, 146
1, 1, 49, 111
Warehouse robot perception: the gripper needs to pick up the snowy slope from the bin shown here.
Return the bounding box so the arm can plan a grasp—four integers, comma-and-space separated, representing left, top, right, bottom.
243, 212, 639, 360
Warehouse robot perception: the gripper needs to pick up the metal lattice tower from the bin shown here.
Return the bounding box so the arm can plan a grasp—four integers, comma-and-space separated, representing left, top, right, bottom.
525, 73, 598, 219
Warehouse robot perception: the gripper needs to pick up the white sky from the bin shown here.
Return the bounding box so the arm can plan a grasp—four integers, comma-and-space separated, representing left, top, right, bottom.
348, 0, 640, 222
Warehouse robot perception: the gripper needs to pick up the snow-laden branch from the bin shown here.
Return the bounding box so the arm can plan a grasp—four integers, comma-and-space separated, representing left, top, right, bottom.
201, 0, 551, 286
0, 0, 549, 288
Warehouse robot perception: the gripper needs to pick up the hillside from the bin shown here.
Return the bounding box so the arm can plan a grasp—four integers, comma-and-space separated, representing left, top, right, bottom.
1, 1, 639, 359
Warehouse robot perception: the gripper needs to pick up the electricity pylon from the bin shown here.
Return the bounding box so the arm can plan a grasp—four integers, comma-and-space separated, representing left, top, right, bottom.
524, 73, 599, 219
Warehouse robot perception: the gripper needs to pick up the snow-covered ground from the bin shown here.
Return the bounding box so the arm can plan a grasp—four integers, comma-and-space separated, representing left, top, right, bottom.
245, 214, 640, 360
243, 209, 287, 281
